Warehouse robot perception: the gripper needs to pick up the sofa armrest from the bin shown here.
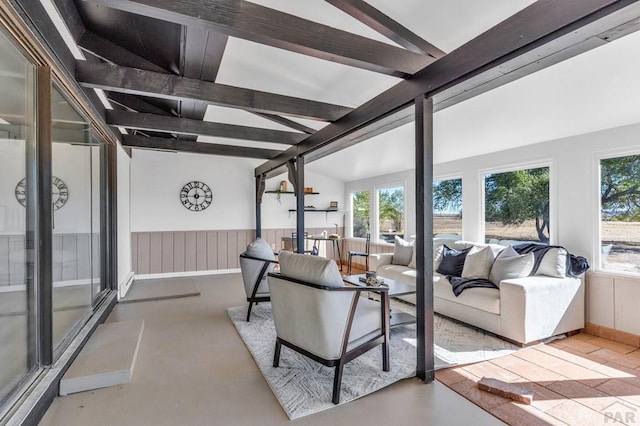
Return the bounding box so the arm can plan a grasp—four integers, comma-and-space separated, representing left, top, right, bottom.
369, 253, 393, 271
499, 276, 584, 344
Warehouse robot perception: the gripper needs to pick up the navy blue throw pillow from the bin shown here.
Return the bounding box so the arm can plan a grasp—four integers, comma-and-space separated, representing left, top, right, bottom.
436, 245, 472, 277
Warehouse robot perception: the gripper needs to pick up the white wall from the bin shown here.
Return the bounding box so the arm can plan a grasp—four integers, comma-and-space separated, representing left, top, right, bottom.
430, 122, 640, 266
117, 144, 132, 293
0, 141, 94, 234
130, 150, 345, 232
262, 172, 346, 231
0, 138, 26, 234
344, 169, 416, 241
343, 121, 640, 265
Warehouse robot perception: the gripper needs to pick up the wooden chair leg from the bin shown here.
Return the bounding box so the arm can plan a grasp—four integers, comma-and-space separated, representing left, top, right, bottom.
347, 254, 352, 274
332, 362, 345, 404
273, 341, 282, 367
246, 301, 254, 322
365, 256, 369, 271
382, 341, 389, 371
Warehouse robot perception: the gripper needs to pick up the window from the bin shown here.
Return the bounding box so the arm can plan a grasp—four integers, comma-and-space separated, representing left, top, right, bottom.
433, 178, 462, 238
351, 191, 370, 238
600, 154, 640, 273
484, 166, 550, 244
378, 186, 404, 243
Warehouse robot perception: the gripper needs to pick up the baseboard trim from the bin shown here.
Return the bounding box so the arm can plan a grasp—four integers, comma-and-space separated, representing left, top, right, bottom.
134, 269, 241, 280
583, 322, 640, 348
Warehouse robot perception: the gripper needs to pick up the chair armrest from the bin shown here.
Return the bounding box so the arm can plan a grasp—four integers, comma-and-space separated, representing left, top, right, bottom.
369, 253, 393, 271
240, 253, 278, 264
267, 272, 389, 293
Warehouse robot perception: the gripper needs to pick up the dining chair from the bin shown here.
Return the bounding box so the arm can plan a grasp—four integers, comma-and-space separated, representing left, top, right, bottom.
347, 233, 371, 274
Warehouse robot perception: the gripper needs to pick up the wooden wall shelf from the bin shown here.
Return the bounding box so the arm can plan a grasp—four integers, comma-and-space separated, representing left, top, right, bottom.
265, 191, 319, 195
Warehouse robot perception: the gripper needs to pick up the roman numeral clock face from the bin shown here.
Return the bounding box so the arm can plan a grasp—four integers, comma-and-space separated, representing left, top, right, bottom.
15, 176, 69, 210
179, 181, 212, 212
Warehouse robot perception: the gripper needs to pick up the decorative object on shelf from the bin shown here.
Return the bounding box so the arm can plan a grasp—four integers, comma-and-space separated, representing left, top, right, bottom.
279, 180, 287, 192
15, 176, 69, 210
304, 187, 314, 193
328, 201, 338, 210
179, 180, 212, 212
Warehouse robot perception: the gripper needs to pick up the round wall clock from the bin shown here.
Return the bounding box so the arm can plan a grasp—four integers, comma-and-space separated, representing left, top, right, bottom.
15, 176, 69, 210
180, 180, 212, 212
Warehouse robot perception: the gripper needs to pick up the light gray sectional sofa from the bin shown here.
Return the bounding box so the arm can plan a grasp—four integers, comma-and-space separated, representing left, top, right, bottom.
370, 238, 585, 345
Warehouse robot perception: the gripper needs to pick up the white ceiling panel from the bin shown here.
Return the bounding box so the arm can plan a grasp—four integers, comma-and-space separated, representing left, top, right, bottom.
248, 0, 401, 46
366, 0, 536, 52
202, 105, 301, 132
216, 37, 401, 108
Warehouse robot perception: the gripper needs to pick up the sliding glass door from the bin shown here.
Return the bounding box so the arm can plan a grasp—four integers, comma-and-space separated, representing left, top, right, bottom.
51, 85, 106, 353
0, 28, 36, 404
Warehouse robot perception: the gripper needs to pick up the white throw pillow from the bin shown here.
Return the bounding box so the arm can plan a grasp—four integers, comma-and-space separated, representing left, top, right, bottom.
496, 245, 518, 259
462, 246, 495, 279
408, 247, 417, 269
277, 250, 343, 287
433, 245, 444, 272
536, 248, 568, 277
244, 237, 275, 261
489, 252, 535, 285
392, 236, 414, 266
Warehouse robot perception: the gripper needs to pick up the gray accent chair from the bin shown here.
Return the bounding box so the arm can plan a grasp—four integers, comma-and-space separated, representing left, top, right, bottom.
239, 238, 277, 321
268, 251, 389, 404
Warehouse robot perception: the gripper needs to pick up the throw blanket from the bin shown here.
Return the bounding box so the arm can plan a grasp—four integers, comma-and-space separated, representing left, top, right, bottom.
512, 243, 590, 277
447, 243, 590, 296
448, 277, 498, 297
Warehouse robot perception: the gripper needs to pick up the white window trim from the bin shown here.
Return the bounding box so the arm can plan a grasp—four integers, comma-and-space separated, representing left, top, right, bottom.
479, 159, 555, 244
593, 147, 640, 275
349, 189, 371, 239
374, 181, 407, 243
432, 175, 464, 239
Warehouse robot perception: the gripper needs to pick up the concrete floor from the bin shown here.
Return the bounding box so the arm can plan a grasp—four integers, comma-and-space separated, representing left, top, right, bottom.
40, 273, 503, 426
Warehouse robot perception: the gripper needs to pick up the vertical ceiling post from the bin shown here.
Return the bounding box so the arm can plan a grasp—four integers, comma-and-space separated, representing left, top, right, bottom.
255, 174, 265, 238
415, 94, 434, 382
295, 156, 305, 253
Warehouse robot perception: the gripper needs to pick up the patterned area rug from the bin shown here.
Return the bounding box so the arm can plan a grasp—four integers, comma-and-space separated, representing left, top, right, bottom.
227, 302, 520, 419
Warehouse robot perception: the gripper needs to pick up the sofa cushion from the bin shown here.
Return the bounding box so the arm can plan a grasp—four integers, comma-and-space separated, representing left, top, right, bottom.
392, 236, 414, 266
278, 250, 343, 287
436, 245, 472, 276
377, 264, 415, 286
462, 246, 495, 279
536, 247, 568, 277
434, 273, 500, 314
245, 237, 276, 261
489, 252, 535, 285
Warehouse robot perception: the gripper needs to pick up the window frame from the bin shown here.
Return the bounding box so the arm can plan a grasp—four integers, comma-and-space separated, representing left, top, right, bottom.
374, 181, 407, 243
349, 189, 371, 239
432, 175, 464, 239
594, 148, 640, 276
480, 160, 555, 245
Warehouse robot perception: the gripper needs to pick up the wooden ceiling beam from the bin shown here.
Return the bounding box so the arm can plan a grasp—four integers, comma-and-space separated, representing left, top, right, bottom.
80, 0, 434, 77
256, 0, 640, 176
178, 27, 228, 120
107, 110, 306, 144
325, 0, 446, 58
78, 30, 167, 73
122, 135, 282, 158
253, 112, 316, 135
107, 92, 173, 116
76, 62, 352, 121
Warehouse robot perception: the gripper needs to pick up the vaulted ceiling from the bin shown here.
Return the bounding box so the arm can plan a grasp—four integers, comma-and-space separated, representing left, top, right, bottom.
44, 0, 640, 179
